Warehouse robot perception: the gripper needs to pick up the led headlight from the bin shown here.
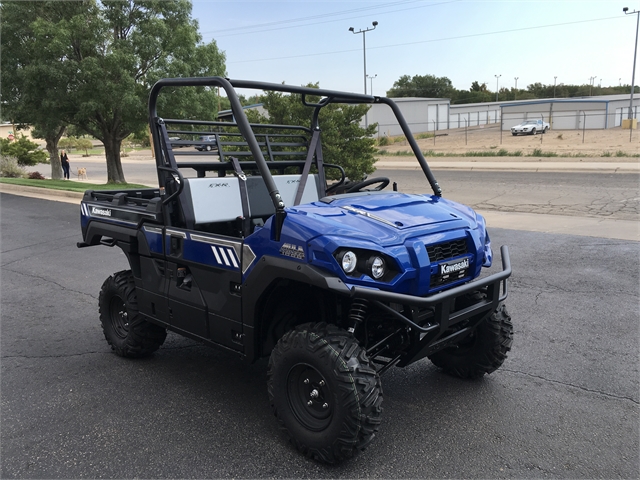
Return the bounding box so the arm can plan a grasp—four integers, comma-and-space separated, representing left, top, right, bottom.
367, 256, 385, 279
340, 250, 357, 273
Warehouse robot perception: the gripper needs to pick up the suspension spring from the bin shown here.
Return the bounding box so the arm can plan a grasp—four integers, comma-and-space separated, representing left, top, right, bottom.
348, 298, 369, 334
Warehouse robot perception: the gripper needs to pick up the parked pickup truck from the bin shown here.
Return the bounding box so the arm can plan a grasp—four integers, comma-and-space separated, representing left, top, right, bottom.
511, 119, 549, 135
78, 77, 513, 464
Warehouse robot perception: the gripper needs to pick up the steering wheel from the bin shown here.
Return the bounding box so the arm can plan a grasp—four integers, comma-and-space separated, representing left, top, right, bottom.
345, 177, 390, 193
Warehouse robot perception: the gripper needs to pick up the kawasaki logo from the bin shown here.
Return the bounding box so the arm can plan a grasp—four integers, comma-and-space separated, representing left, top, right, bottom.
440, 258, 469, 275
209, 182, 229, 188
91, 207, 112, 217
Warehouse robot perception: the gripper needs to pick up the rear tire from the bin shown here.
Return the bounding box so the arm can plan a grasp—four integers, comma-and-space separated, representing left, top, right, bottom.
428, 294, 513, 379
99, 270, 167, 358
267, 322, 383, 463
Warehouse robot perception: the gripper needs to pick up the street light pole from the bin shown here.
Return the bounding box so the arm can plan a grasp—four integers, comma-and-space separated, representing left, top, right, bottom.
495, 74, 501, 102
367, 74, 377, 96
514, 77, 518, 100
554, 76, 557, 98
349, 21, 378, 96
623, 7, 639, 120
589, 76, 597, 96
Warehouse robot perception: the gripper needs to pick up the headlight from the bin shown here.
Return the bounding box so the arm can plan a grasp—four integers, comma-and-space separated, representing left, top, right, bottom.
333, 248, 397, 281
340, 250, 357, 273
367, 256, 385, 279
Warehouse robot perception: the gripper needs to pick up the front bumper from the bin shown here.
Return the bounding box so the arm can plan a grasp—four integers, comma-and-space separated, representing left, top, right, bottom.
336, 245, 511, 367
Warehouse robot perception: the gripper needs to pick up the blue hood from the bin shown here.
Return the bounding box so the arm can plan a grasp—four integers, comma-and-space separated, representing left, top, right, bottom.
287, 192, 480, 246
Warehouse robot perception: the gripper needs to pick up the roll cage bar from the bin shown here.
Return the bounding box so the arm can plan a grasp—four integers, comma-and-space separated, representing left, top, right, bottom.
148, 77, 442, 239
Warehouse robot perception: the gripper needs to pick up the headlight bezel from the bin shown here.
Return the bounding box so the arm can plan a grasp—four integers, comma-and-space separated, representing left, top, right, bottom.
333, 248, 396, 282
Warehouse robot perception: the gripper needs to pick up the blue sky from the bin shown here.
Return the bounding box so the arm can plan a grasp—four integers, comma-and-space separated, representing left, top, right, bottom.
192, 0, 638, 96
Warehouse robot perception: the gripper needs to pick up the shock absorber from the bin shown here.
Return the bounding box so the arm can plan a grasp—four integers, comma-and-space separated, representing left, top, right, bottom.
348, 298, 369, 335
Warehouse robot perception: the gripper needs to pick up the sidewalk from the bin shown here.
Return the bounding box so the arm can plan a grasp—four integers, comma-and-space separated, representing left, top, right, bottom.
375, 155, 639, 173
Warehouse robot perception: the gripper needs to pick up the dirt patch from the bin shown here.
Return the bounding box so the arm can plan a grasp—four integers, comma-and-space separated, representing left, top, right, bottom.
379, 127, 639, 157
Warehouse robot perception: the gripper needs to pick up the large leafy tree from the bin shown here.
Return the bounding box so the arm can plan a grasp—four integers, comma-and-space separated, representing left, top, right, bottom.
1, 0, 226, 183
387, 74, 455, 99
247, 84, 378, 181
0, 2, 88, 178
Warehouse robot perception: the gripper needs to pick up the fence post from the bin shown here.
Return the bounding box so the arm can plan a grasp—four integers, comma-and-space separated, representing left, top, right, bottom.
464, 118, 468, 145
582, 111, 586, 144
433, 121, 436, 145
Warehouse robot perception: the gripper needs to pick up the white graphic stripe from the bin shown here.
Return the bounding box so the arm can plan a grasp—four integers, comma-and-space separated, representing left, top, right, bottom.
227, 248, 239, 268
219, 248, 230, 266
211, 246, 222, 264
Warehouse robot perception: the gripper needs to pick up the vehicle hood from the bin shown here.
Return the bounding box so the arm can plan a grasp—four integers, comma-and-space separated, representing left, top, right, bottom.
286, 192, 480, 246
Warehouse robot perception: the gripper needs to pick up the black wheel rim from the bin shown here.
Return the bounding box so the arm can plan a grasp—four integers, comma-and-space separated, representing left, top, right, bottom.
287, 363, 333, 431
109, 296, 129, 339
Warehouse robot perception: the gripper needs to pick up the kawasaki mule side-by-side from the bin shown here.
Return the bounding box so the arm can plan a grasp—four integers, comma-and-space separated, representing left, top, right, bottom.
78, 77, 513, 463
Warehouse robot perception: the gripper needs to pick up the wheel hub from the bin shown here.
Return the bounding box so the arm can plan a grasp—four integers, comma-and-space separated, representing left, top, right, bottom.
287, 364, 333, 431
109, 296, 129, 339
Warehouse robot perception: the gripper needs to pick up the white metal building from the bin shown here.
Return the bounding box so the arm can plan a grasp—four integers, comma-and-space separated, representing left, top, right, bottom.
364, 94, 638, 136
366, 97, 450, 136
499, 95, 639, 130
449, 102, 503, 129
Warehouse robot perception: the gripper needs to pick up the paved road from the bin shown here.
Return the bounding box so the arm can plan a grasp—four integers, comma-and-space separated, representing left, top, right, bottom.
1, 193, 638, 478
17, 159, 640, 240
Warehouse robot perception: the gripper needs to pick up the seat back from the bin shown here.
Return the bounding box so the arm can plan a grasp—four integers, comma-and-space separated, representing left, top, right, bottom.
246, 174, 320, 218
181, 177, 244, 225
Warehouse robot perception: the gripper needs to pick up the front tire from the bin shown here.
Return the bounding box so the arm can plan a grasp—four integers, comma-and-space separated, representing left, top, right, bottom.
99, 270, 167, 358
267, 323, 383, 463
531, 128, 537, 135
428, 295, 513, 379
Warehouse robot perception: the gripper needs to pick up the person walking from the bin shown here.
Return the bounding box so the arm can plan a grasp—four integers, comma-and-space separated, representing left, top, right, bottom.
60, 150, 70, 180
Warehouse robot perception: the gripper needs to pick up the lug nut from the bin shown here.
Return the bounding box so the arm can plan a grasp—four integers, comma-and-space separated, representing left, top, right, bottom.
307, 400, 313, 406
323, 403, 329, 409
303, 378, 309, 384
318, 380, 325, 387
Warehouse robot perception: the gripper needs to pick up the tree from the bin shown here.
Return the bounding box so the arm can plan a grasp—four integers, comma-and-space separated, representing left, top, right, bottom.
249, 84, 378, 181
387, 74, 455, 99
1, 0, 226, 184
0, 2, 85, 178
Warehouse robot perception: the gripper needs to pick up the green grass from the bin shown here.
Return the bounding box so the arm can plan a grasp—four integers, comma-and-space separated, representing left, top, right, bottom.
0, 178, 151, 192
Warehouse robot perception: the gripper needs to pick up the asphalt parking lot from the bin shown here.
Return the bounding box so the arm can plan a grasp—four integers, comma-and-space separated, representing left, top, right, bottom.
1, 193, 638, 478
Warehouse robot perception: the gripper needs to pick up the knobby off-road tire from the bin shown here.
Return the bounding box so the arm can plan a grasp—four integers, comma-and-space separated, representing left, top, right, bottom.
99, 270, 167, 358
428, 294, 513, 379
267, 322, 383, 464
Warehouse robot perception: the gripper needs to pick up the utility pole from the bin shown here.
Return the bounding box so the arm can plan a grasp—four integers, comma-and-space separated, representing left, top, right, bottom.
623, 7, 639, 120
495, 74, 501, 102
349, 21, 378, 128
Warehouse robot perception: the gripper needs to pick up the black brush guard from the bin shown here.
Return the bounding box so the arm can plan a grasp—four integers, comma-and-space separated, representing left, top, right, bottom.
331, 246, 511, 373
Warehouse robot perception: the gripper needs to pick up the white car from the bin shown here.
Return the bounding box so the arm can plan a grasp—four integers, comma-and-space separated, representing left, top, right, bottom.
511, 119, 549, 136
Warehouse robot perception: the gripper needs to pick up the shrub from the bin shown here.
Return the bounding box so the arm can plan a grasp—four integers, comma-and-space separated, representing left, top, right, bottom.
0, 135, 48, 166
556, 133, 564, 140
377, 136, 389, 147
602, 151, 612, 157
0, 156, 26, 177
615, 150, 627, 157
28, 171, 45, 180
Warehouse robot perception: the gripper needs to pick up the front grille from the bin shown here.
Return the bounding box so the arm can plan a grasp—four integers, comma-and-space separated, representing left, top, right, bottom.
426, 239, 468, 262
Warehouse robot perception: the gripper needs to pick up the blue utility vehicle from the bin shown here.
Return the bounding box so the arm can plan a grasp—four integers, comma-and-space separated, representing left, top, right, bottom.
78, 77, 513, 463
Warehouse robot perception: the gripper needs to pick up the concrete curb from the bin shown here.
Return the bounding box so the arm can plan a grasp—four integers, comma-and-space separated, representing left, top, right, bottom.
0, 183, 84, 203
375, 160, 640, 173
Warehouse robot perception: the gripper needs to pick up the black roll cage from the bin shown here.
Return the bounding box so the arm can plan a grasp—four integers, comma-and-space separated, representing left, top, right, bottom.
148, 77, 443, 239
